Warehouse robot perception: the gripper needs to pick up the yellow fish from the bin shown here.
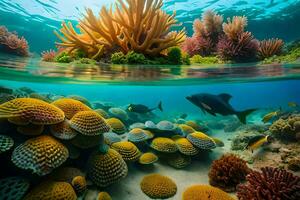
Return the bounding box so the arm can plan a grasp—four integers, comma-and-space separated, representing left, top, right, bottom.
245, 135, 273, 153
288, 102, 298, 107
262, 111, 279, 123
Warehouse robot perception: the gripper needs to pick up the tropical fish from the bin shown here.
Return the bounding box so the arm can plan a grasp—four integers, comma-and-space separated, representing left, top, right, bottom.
127, 101, 163, 114
288, 102, 298, 107
262, 110, 280, 123
245, 135, 273, 153
186, 93, 256, 124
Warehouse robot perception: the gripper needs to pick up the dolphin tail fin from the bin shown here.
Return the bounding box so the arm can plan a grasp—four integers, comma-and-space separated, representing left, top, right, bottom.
158, 101, 163, 112
237, 109, 257, 124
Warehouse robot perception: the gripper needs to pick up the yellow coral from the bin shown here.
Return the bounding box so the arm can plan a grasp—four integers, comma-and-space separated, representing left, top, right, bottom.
70, 111, 110, 136
128, 128, 150, 142
0, 98, 64, 125
17, 124, 44, 136
111, 141, 141, 161
71, 176, 87, 195
71, 134, 101, 149
182, 185, 235, 200
140, 174, 177, 199
51, 98, 91, 119
185, 121, 203, 131
174, 137, 199, 156
187, 131, 216, 149
24, 181, 77, 200
105, 117, 126, 134
178, 124, 196, 135
139, 152, 158, 165
50, 120, 78, 140
87, 148, 128, 187
51, 167, 85, 182
97, 192, 112, 200
11, 135, 69, 176
150, 137, 178, 153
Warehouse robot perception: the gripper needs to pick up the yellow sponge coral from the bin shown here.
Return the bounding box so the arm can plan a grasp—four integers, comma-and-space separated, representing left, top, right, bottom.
178, 124, 196, 135
97, 192, 112, 200
150, 137, 178, 153
71, 176, 87, 195
139, 152, 158, 165
111, 141, 141, 162
182, 185, 235, 200
174, 137, 199, 156
52, 98, 91, 119
140, 174, 177, 199
105, 118, 126, 135
187, 132, 216, 149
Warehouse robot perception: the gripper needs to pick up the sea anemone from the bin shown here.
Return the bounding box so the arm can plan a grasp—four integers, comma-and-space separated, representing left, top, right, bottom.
208, 154, 251, 192
140, 174, 177, 199
258, 38, 284, 59
41, 49, 57, 62
237, 167, 300, 200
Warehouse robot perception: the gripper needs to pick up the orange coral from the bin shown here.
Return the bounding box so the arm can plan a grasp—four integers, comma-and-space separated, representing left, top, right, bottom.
208, 154, 251, 192
41, 49, 57, 62
258, 38, 284, 59
182, 185, 235, 200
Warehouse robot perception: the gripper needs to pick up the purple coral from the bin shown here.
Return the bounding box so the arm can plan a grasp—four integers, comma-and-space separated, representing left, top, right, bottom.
181, 36, 213, 56
237, 167, 300, 200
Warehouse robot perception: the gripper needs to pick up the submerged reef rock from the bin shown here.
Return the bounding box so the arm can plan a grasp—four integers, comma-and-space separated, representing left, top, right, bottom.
208, 154, 251, 192
0, 25, 29, 56
140, 174, 177, 199
166, 153, 191, 169
139, 152, 158, 165
71, 176, 87, 195
111, 141, 141, 162
0, 134, 14, 154
105, 118, 126, 135
174, 137, 199, 156
187, 131, 216, 149
237, 167, 300, 200
0, 176, 30, 200
150, 137, 178, 153
70, 110, 110, 136
11, 135, 69, 176
269, 114, 300, 141
97, 192, 112, 200
182, 185, 235, 200
258, 38, 284, 59
50, 120, 78, 140
24, 181, 77, 200
87, 148, 128, 187
54, 0, 185, 59
51, 98, 91, 119
0, 98, 65, 125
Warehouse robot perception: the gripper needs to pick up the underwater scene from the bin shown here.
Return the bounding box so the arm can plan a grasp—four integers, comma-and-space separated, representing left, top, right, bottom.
0, 0, 300, 199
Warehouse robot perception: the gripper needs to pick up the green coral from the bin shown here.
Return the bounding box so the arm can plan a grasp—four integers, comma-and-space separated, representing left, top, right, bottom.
126, 51, 146, 64
262, 48, 300, 64
55, 52, 73, 63
167, 47, 182, 64
73, 49, 86, 59
111, 52, 127, 64
74, 58, 96, 64
191, 55, 221, 64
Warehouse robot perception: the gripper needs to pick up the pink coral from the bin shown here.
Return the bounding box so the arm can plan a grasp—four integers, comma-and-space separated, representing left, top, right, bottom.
41, 50, 57, 62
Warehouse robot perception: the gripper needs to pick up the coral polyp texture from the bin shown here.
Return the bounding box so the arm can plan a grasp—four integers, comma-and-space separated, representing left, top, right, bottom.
258, 38, 284, 59
140, 174, 177, 199
71, 176, 87, 195
97, 192, 112, 200
70, 110, 110, 136
139, 152, 158, 165
0, 25, 29, 56
128, 128, 150, 142
0, 134, 14, 154
24, 181, 77, 200
51, 98, 91, 119
237, 167, 300, 200
182, 185, 235, 200
50, 120, 78, 140
0, 176, 30, 200
87, 148, 128, 187
95, 108, 109, 119
111, 141, 141, 161
11, 135, 69, 176
187, 131, 216, 149
150, 137, 178, 153
0, 98, 65, 125
208, 154, 251, 192
54, 0, 185, 58
105, 117, 126, 134
174, 137, 199, 156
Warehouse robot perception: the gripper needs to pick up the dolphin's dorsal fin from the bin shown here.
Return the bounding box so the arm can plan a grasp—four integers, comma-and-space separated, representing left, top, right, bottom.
218, 93, 232, 103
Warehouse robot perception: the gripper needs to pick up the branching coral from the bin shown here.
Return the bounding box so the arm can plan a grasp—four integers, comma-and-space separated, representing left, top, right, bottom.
258, 38, 284, 59
55, 0, 185, 58
41, 49, 57, 62
237, 167, 300, 200
208, 154, 251, 192
223, 16, 247, 41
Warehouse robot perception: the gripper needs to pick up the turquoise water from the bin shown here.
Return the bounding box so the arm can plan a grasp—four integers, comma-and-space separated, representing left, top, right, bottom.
0, 1, 300, 200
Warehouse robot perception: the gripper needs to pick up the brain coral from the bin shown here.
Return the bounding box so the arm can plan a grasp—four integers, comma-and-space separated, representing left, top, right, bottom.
87, 148, 128, 187
0, 134, 14, 154
0, 176, 30, 200
174, 137, 199, 156
111, 141, 141, 161
70, 110, 110, 136
24, 181, 77, 200
208, 154, 251, 192
139, 152, 158, 165
50, 120, 78, 140
71, 176, 87, 195
237, 167, 300, 200
51, 98, 91, 119
187, 131, 216, 149
17, 124, 44, 136
97, 192, 112, 200
0, 98, 65, 125
182, 185, 235, 200
105, 117, 126, 134
140, 174, 177, 199
150, 137, 178, 153
128, 128, 150, 142
11, 135, 69, 176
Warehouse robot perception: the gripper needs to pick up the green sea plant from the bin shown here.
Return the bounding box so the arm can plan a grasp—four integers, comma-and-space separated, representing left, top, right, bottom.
191, 55, 221, 64
126, 51, 147, 64
167, 47, 182, 64
55, 52, 73, 63
74, 58, 96, 65
111, 52, 127, 64
262, 47, 300, 64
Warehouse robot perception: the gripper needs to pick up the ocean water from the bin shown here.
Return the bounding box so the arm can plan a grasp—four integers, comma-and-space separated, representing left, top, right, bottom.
0, 1, 300, 200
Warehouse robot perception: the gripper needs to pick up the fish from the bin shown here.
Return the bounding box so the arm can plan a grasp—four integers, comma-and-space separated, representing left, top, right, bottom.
288, 102, 298, 107
186, 93, 256, 124
245, 135, 273, 153
180, 113, 188, 119
262, 110, 280, 123
127, 101, 163, 114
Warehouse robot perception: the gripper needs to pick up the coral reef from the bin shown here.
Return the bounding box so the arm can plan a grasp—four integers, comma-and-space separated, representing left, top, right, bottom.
174, 137, 199, 156
182, 185, 235, 200
95, 108, 109, 119
128, 128, 150, 142
258, 38, 284, 59
178, 124, 196, 135
0, 176, 30, 200
0, 134, 14, 154
237, 167, 300, 200
105, 118, 126, 134
97, 192, 112, 200
150, 137, 178, 153
140, 174, 177, 199
190, 55, 221, 64
87, 148, 128, 187
0, 26, 29, 56
111, 141, 141, 162
262, 47, 300, 64
139, 152, 158, 165
208, 154, 251, 192
187, 131, 216, 149
41, 49, 57, 62
24, 181, 77, 200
